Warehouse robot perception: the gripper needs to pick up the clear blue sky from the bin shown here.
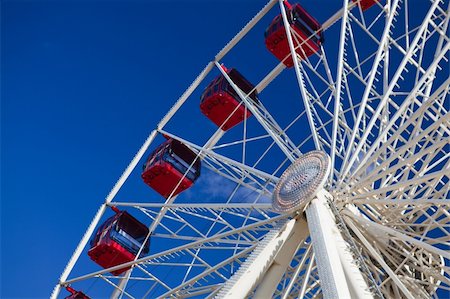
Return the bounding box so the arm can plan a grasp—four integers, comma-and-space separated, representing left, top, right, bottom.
2, 0, 445, 298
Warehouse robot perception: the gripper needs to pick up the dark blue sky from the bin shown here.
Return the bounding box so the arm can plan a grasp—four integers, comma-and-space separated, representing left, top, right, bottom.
2, 0, 444, 298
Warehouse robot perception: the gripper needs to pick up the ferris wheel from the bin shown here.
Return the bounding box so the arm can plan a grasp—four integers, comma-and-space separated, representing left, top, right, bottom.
53, 0, 449, 298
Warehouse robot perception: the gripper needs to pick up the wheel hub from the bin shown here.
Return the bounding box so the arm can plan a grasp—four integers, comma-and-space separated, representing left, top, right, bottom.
272, 151, 331, 213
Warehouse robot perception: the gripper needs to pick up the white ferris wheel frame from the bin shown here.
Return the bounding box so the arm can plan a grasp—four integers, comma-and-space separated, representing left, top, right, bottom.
52, 0, 450, 298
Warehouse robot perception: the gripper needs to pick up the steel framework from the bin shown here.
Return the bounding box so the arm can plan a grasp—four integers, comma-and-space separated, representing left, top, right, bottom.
53, 0, 449, 298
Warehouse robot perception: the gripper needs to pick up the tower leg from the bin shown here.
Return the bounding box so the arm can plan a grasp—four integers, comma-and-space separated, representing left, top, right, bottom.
215, 217, 307, 298
217, 190, 373, 299
253, 217, 308, 298
305, 190, 373, 299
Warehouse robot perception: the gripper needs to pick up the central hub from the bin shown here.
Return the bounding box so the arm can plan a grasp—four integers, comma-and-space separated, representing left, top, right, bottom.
272, 151, 331, 213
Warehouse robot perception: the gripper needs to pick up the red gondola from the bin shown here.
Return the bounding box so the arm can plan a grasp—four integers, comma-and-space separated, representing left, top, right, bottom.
88, 208, 150, 275
265, 2, 324, 67
142, 138, 201, 198
200, 67, 259, 131
352, 0, 378, 11
64, 287, 90, 299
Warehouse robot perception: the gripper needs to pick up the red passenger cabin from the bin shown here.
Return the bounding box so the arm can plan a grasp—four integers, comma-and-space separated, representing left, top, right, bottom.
200, 67, 259, 131
88, 209, 150, 276
265, 2, 324, 67
64, 287, 90, 299
142, 138, 201, 198
352, 0, 378, 11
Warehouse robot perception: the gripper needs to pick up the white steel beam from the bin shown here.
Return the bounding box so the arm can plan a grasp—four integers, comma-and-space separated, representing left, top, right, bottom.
344, 210, 450, 260
352, 198, 450, 206
331, 0, 350, 180
215, 61, 301, 162
159, 129, 280, 184
160, 245, 256, 298
111, 202, 273, 209
340, 0, 400, 176
280, 244, 313, 299
424, 0, 450, 97
279, 0, 320, 150
350, 75, 450, 180
63, 213, 289, 285
216, 218, 304, 298
215, 0, 277, 61
253, 217, 309, 298
111, 270, 132, 299
349, 168, 450, 201
342, 2, 447, 180
344, 216, 416, 299
305, 191, 372, 299
298, 252, 316, 299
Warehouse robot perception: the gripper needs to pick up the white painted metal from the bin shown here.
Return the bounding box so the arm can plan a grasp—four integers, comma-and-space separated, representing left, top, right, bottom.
253, 217, 308, 298
215, 61, 301, 162
63, 213, 290, 285
330, 0, 349, 179
54, 0, 450, 298
341, 0, 445, 180
305, 191, 352, 299
339, 0, 401, 178
215, 0, 278, 61
344, 217, 416, 299
345, 210, 450, 260
278, 0, 320, 150
51, 128, 160, 299
214, 218, 305, 298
